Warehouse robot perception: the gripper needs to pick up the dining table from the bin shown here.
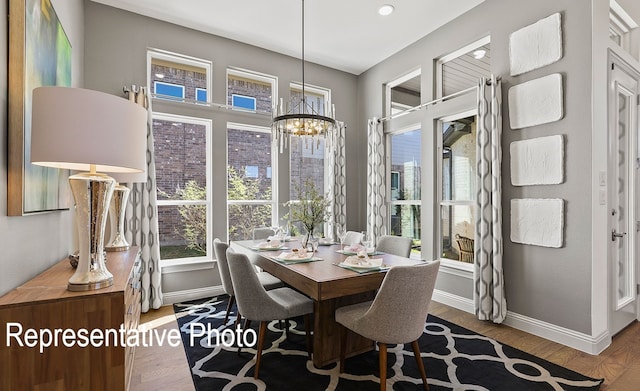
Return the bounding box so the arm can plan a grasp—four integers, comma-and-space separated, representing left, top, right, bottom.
231, 237, 423, 368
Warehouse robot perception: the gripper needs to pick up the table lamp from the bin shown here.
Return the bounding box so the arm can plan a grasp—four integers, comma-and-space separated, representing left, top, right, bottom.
31, 87, 147, 291
105, 170, 148, 252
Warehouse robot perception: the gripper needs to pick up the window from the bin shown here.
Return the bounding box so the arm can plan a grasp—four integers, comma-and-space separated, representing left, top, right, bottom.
153, 113, 212, 263
388, 127, 421, 258
609, 0, 638, 52
438, 113, 476, 266
387, 70, 421, 116
231, 94, 257, 111
227, 68, 277, 113
154, 82, 185, 100
148, 48, 212, 104
436, 37, 490, 98
227, 124, 275, 241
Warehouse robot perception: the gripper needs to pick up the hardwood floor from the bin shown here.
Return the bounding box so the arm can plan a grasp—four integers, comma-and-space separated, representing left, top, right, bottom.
130, 301, 640, 391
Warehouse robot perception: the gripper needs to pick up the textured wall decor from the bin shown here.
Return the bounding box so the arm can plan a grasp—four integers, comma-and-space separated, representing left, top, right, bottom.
508, 73, 563, 129
511, 198, 564, 248
509, 13, 562, 76
510, 135, 564, 186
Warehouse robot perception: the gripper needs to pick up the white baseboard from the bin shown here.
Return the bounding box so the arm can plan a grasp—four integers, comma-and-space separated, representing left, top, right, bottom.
432, 289, 475, 313
503, 311, 611, 355
432, 290, 611, 355
162, 286, 226, 305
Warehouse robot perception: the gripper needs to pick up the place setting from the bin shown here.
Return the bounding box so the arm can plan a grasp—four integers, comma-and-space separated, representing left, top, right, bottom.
270, 238, 322, 265
336, 253, 389, 273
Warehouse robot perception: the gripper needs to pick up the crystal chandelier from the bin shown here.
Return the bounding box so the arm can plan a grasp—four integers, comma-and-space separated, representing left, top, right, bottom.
272, 0, 337, 152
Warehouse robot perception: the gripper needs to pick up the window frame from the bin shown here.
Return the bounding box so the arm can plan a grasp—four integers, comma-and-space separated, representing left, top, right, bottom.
385, 68, 421, 117
289, 82, 331, 115
386, 123, 422, 260
154, 112, 213, 268
226, 122, 278, 241
147, 48, 212, 104
435, 109, 477, 272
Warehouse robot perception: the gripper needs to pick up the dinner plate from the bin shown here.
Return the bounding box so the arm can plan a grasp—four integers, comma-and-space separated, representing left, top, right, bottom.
275, 252, 313, 262
251, 245, 286, 251
337, 249, 377, 256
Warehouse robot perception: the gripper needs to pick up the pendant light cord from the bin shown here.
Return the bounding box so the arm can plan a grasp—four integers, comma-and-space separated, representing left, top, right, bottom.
301, 0, 306, 112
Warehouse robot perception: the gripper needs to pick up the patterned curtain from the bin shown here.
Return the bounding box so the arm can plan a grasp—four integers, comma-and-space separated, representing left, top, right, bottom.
123, 86, 163, 312
367, 118, 387, 245
326, 121, 347, 239
474, 76, 506, 323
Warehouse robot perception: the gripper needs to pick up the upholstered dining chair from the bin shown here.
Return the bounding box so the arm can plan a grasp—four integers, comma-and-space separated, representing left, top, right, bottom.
226, 248, 314, 379
343, 231, 364, 246
335, 260, 440, 391
213, 239, 283, 325
375, 235, 413, 257
253, 227, 275, 240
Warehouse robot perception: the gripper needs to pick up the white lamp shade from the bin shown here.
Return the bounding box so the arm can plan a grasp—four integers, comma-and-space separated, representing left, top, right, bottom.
110, 170, 148, 184
31, 86, 148, 173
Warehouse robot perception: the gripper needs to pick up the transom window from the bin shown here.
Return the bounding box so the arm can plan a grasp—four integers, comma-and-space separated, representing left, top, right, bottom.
148, 48, 212, 104
227, 67, 277, 113
436, 36, 490, 98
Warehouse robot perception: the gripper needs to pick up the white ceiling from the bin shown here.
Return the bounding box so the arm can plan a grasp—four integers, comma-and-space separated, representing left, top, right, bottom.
90, 0, 484, 75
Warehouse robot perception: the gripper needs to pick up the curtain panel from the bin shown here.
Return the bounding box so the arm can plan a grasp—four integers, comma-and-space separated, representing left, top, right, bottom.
367, 118, 387, 245
123, 86, 163, 312
474, 76, 507, 323
327, 121, 347, 239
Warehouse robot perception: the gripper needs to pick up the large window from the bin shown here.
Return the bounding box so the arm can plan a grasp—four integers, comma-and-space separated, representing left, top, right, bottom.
438, 114, 476, 266
148, 48, 212, 104
388, 127, 421, 257
154, 114, 212, 263
227, 124, 275, 241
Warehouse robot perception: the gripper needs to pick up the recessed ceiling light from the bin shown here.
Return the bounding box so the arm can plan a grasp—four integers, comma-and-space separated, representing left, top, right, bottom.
378, 4, 394, 16
473, 49, 486, 59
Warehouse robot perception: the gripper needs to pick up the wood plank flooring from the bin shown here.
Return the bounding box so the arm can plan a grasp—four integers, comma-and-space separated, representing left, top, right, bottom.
130, 301, 640, 391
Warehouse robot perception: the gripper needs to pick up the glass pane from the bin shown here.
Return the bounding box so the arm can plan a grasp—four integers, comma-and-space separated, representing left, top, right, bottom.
291, 88, 326, 115
442, 116, 476, 201
158, 204, 207, 259
228, 74, 273, 113
389, 204, 421, 254
442, 42, 491, 96
154, 119, 207, 201
228, 203, 273, 241
151, 58, 207, 101
440, 204, 474, 262
390, 74, 420, 115
390, 129, 421, 201
290, 137, 325, 199
227, 128, 273, 200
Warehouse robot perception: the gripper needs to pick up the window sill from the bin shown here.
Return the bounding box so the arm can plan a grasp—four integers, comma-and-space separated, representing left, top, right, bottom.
161, 258, 216, 274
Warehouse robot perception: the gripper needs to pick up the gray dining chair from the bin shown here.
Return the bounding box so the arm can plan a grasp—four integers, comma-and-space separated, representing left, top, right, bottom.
344, 231, 363, 246
335, 260, 440, 391
213, 239, 283, 325
375, 235, 413, 257
226, 248, 313, 379
253, 227, 275, 240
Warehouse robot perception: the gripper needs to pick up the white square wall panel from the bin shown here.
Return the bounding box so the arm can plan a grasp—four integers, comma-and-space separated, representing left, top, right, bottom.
510, 13, 562, 76
510, 199, 564, 248
510, 135, 564, 186
508, 73, 563, 129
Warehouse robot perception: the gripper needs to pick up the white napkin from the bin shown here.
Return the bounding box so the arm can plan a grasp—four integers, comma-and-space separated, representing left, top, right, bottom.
343, 256, 382, 268
258, 239, 281, 248
344, 243, 365, 253
277, 251, 308, 260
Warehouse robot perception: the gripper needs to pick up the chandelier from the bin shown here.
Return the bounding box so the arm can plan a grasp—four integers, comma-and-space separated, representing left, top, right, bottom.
272, 0, 337, 152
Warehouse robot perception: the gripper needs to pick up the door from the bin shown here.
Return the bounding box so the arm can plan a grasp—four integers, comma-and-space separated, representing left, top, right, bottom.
608, 55, 640, 336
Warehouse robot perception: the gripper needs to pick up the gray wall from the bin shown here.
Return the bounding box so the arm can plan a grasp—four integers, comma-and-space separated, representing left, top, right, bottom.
83, 2, 359, 294
0, 0, 84, 296
358, 0, 594, 333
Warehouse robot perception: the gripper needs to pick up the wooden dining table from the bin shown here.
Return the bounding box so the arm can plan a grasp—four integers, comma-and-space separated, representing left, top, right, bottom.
231, 238, 422, 368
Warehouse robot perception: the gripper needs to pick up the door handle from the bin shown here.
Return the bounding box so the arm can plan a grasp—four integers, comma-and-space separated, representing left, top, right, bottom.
612, 230, 627, 241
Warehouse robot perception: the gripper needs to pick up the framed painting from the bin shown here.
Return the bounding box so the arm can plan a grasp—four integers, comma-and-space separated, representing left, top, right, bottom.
8, 0, 72, 215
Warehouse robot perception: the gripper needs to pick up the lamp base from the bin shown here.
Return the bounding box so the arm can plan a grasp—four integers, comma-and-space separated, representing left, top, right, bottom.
68, 172, 115, 291
106, 184, 131, 252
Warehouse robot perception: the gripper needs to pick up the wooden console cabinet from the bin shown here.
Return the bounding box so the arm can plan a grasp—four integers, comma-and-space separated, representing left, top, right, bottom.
0, 248, 141, 391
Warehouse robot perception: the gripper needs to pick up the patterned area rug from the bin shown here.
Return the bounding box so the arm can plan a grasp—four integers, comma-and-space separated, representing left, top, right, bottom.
174, 296, 603, 391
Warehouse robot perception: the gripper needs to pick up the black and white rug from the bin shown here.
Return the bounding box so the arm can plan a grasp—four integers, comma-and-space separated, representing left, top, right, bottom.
174, 296, 604, 390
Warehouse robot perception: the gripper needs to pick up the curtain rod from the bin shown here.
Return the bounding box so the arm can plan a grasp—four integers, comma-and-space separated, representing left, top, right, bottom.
376, 76, 501, 123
